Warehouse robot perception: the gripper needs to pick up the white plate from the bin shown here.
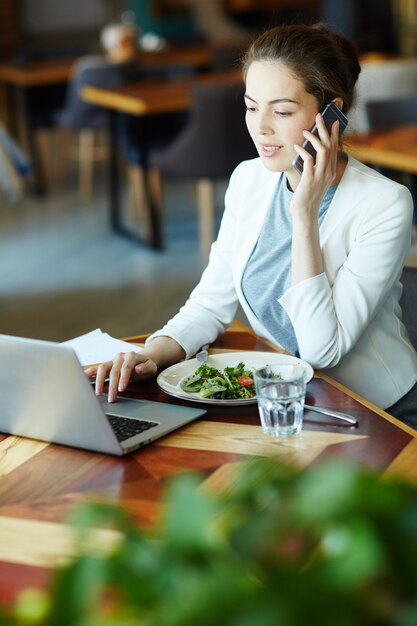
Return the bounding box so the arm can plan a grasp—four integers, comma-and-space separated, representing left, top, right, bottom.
157, 351, 314, 406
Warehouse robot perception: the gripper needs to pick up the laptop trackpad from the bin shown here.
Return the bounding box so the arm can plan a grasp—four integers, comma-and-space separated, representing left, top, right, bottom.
99, 396, 150, 418
97, 395, 206, 425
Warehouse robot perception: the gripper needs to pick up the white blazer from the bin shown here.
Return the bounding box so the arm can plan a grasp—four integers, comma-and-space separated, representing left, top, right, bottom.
150, 155, 417, 409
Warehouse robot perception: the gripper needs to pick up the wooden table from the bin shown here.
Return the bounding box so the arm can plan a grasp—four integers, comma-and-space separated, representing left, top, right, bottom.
0, 45, 212, 194
81, 69, 243, 249
345, 125, 417, 174
0, 45, 212, 88
81, 67, 241, 115
0, 322, 416, 604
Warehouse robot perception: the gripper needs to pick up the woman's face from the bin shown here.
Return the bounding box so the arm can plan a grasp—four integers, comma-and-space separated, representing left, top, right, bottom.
244, 61, 319, 174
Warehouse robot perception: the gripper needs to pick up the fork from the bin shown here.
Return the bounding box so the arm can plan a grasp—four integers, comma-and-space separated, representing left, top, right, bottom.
304, 403, 358, 426
196, 344, 210, 363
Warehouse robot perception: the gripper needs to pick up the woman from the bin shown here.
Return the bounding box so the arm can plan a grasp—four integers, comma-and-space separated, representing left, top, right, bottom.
91, 24, 417, 428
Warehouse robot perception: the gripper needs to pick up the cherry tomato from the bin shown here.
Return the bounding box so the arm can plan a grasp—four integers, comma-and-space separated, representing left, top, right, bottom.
237, 375, 253, 387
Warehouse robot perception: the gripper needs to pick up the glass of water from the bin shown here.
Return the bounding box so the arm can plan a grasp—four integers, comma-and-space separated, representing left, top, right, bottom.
253, 364, 307, 437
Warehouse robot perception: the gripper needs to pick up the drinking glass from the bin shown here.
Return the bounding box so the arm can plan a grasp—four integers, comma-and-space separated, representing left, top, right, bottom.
254, 363, 307, 437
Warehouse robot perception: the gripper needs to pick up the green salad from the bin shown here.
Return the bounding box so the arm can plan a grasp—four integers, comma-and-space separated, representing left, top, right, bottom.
180, 362, 255, 400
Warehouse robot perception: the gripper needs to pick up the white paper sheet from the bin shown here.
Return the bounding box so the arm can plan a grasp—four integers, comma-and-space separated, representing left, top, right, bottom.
62, 328, 142, 366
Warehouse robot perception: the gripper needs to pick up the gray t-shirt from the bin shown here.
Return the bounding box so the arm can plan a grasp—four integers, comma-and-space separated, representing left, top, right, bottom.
241, 176, 337, 355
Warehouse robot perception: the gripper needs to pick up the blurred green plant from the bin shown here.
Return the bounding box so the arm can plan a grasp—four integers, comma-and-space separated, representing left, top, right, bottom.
3, 458, 417, 626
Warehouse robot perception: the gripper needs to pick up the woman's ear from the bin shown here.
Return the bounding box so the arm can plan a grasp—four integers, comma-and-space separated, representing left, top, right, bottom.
331, 97, 344, 112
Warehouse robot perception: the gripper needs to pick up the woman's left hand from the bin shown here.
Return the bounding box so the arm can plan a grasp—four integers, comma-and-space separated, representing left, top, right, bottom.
289, 112, 341, 285
291, 112, 340, 222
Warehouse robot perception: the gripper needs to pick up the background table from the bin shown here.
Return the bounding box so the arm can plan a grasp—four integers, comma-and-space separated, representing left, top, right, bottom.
345, 125, 417, 174
0, 322, 416, 604
0, 44, 213, 194
0, 46, 212, 89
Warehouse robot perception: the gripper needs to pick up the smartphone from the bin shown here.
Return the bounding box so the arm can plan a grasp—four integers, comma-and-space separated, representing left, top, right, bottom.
292, 102, 348, 174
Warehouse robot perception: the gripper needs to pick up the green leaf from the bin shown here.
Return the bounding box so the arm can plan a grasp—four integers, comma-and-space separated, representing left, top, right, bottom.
200, 383, 227, 398
291, 459, 360, 521
13, 588, 50, 624
162, 474, 221, 552
315, 518, 384, 587
48, 555, 111, 626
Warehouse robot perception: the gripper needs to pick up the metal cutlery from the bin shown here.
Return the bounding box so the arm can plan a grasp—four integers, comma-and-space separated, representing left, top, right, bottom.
196, 344, 210, 363
304, 403, 358, 426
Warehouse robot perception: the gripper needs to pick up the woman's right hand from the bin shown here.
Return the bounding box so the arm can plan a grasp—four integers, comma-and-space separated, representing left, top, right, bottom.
85, 336, 186, 403
86, 351, 158, 403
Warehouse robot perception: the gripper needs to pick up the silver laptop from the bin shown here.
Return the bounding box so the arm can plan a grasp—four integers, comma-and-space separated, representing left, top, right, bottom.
0, 334, 206, 455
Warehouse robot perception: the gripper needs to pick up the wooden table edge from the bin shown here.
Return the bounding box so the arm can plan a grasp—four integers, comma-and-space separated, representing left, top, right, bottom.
315, 370, 417, 437
80, 85, 148, 115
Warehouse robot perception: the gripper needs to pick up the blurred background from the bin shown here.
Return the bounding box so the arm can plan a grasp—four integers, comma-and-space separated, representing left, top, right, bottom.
0, 0, 416, 342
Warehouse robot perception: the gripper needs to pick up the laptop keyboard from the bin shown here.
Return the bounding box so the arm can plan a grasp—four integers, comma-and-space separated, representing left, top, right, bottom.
106, 414, 158, 442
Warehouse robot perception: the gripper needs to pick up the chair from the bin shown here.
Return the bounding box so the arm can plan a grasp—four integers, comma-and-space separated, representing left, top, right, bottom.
400, 266, 417, 351
56, 56, 139, 200
348, 58, 417, 133
148, 81, 257, 254
365, 93, 417, 131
